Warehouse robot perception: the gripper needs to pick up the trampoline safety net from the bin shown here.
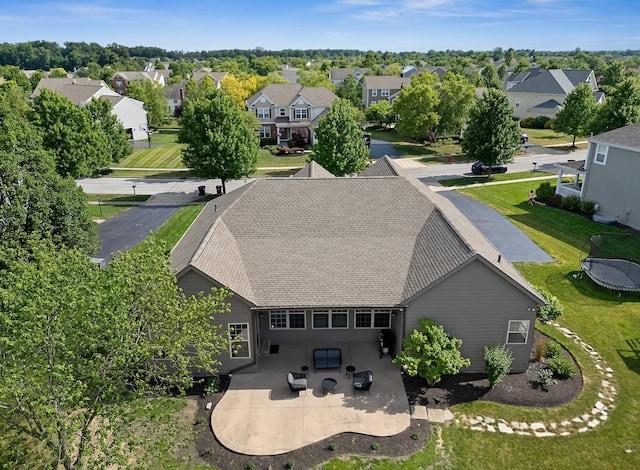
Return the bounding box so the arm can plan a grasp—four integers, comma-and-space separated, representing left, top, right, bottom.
581, 233, 640, 292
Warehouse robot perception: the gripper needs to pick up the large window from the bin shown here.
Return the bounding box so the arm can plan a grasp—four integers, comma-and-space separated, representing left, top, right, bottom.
259, 126, 270, 138
312, 309, 348, 329
595, 144, 608, 165
229, 323, 250, 358
371, 89, 378, 97
354, 309, 391, 329
506, 320, 530, 344
269, 310, 306, 329
381, 89, 390, 97
295, 108, 308, 119
257, 108, 270, 119
279, 108, 286, 116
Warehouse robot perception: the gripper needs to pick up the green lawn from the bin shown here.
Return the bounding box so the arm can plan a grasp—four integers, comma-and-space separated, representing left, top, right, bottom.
148, 205, 205, 250
438, 171, 556, 187
88, 204, 134, 220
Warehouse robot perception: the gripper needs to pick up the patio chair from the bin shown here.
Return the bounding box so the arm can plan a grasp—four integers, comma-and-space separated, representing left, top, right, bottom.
287, 372, 307, 396
352, 370, 373, 395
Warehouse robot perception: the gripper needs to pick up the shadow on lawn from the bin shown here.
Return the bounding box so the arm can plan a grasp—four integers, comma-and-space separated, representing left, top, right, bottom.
618, 338, 640, 376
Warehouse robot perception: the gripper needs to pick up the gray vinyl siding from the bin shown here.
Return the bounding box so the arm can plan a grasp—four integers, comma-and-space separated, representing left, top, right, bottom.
178, 270, 255, 374
583, 145, 640, 230
404, 260, 537, 373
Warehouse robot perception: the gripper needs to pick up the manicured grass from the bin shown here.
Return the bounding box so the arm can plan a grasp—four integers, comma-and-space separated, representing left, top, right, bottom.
522, 128, 586, 148
88, 204, 134, 220
86, 194, 150, 203
438, 171, 556, 187
256, 148, 309, 168
148, 205, 205, 250
107, 169, 194, 178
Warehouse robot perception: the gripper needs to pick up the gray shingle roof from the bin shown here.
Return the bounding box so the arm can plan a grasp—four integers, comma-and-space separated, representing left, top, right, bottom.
358, 156, 399, 177
293, 162, 335, 178
247, 83, 338, 108
507, 69, 593, 94
363, 75, 412, 89
31, 78, 108, 101
590, 122, 640, 149
171, 171, 539, 308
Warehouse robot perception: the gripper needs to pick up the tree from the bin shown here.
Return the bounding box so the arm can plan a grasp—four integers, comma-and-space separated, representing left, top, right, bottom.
125, 79, 169, 128
86, 96, 133, 162
552, 83, 597, 147
178, 88, 259, 193
535, 286, 563, 324
393, 71, 439, 141
480, 63, 502, 89
436, 72, 475, 137
365, 100, 395, 125
30, 88, 111, 177
461, 88, 521, 177
393, 318, 470, 386
312, 98, 370, 176
590, 76, 640, 134
298, 68, 336, 91
337, 73, 362, 108
0, 238, 231, 469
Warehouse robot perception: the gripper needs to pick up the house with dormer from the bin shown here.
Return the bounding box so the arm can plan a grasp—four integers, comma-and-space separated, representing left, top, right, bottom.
329, 67, 371, 86
361, 75, 411, 108
110, 70, 166, 95
246, 84, 338, 146
506, 69, 604, 120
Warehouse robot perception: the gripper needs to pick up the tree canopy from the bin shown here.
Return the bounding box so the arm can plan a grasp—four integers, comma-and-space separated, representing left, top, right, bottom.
0, 238, 231, 469
178, 88, 259, 193
125, 79, 170, 128
86, 96, 133, 162
552, 83, 596, 146
393, 318, 471, 386
591, 76, 640, 135
393, 71, 440, 141
312, 98, 370, 176
461, 88, 521, 176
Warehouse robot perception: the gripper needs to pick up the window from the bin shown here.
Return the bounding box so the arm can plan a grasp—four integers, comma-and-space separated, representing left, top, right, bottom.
295, 108, 308, 119
595, 144, 608, 165
370, 100, 377, 105
269, 310, 305, 329
355, 309, 391, 329
279, 108, 286, 116
506, 320, 530, 344
515, 98, 521, 108
312, 309, 348, 329
115, 80, 123, 88
259, 126, 270, 138
257, 108, 270, 119
229, 323, 250, 358
371, 89, 378, 97
381, 89, 390, 97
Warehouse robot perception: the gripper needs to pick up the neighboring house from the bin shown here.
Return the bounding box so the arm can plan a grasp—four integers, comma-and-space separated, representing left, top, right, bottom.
278, 64, 299, 83
165, 79, 188, 115
246, 83, 338, 146
110, 70, 166, 95
506, 69, 604, 120
329, 67, 371, 86
191, 69, 227, 86
402, 65, 448, 79
32, 78, 148, 140
171, 158, 544, 376
361, 75, 411, 108
555, 122, 640, 230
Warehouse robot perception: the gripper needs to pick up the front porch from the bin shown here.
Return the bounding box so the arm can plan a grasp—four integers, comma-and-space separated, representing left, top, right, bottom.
210, 341, 410, 455
555, 160, 586, 198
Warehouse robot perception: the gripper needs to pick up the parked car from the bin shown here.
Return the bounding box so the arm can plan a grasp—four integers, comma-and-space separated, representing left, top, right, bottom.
521, 133, 528, 144
471, 161, 508, 175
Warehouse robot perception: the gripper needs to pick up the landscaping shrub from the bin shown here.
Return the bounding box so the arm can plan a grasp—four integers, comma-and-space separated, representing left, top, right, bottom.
534, 116, 550, 129
547, 193, 563, 207
203, 375, 221, 396
520, 117, 535, 128
549, 356, 577, 378
559, 194, 581, 211
483, 344, 513, 388
259, 137, 277, 147
544, 340, 562, 360
535, 287, 564, 323
533, 339, 547, 362
538, 367, 557, 388
328, 443, 337, 451
535, 182, 555, 201
581, 200, 597, 215
544, 118, 554, 129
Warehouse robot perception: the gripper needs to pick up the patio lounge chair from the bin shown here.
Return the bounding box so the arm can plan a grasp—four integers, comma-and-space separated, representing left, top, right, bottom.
352, 370, 373, 394
287, 372, 307, 396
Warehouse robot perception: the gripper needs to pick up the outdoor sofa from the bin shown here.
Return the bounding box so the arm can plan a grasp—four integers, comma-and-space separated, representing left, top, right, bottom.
313, 348, 342, 372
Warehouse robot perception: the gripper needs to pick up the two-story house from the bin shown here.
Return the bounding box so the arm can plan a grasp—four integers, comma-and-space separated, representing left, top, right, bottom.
506, 69, 604, 120
246, 84, 338, 146
110, 70, 167, 95
165, 71, 227, 116
361, 76, 411, 108
329, 67, 371, 86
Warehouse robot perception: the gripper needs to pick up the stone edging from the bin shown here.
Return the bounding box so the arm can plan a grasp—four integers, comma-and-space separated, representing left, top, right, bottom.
455, 321, 616, 436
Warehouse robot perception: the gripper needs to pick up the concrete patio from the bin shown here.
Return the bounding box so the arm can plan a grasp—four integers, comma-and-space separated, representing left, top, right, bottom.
210, 341, 411, 455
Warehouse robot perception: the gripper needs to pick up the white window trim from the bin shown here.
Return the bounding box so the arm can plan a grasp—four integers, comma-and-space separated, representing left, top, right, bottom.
259, 126, 270, 138
311, 309, 349, 329
354, 308, 391, 329
594, 144, 608, 165
371, 89, 378, 97
257, 108, 270, 119
229, 323, 251, 359
515, 98, 521, 108
506, 320, 530, 345
279, 107, 286, 116
381, 89, 390, 97
295, 108, 308, 119
269, 310, 306, 330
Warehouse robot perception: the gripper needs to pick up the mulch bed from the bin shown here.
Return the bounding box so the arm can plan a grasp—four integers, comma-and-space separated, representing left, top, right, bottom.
193, 330, 582, 469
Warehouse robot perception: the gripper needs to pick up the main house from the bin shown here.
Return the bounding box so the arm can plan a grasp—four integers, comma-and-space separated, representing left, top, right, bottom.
32, 78, 148, 140
361, 75, 411, 108
555, 122, 640, 231
246, 84, 338, 146
506, 68, 604, 120
171, 158, 544, 377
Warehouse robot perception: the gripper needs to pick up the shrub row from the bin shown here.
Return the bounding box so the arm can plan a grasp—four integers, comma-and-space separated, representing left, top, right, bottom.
520, 116, 554, 129
534, 182, 597, 215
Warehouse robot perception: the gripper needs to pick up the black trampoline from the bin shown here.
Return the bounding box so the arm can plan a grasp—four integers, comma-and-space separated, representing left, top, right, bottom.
581, 234, 640, 292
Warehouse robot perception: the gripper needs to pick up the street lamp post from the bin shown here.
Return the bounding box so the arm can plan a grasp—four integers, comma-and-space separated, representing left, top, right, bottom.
132, 185, 137, 196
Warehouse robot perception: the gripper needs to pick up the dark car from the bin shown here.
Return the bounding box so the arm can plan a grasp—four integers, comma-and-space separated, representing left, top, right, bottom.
471, 161, 508, 175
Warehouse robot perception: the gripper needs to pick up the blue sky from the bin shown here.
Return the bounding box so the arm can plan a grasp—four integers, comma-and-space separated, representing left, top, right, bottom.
2, 0, 638, 53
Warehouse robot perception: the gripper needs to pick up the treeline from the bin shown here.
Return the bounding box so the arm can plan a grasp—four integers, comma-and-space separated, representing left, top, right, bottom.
2, 40, 640, 73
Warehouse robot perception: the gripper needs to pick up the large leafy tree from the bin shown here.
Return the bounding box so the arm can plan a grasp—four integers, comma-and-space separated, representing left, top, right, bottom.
312, 98, 370, 176
0, 88, 98, 266
125, 79, 169, 128
436, 72, 475, 138
461, 88, 521, 177
393, 71, 439, 142
553, 83, 597, 147
0, 238, 231, 469
337, 73, 362, 108
393, 318, 471, 386
30, 88, 111, 177
86, 96, 133, 162
590, 76, 640, 134
178, 88, 259, 193
365, 100, 395, 126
